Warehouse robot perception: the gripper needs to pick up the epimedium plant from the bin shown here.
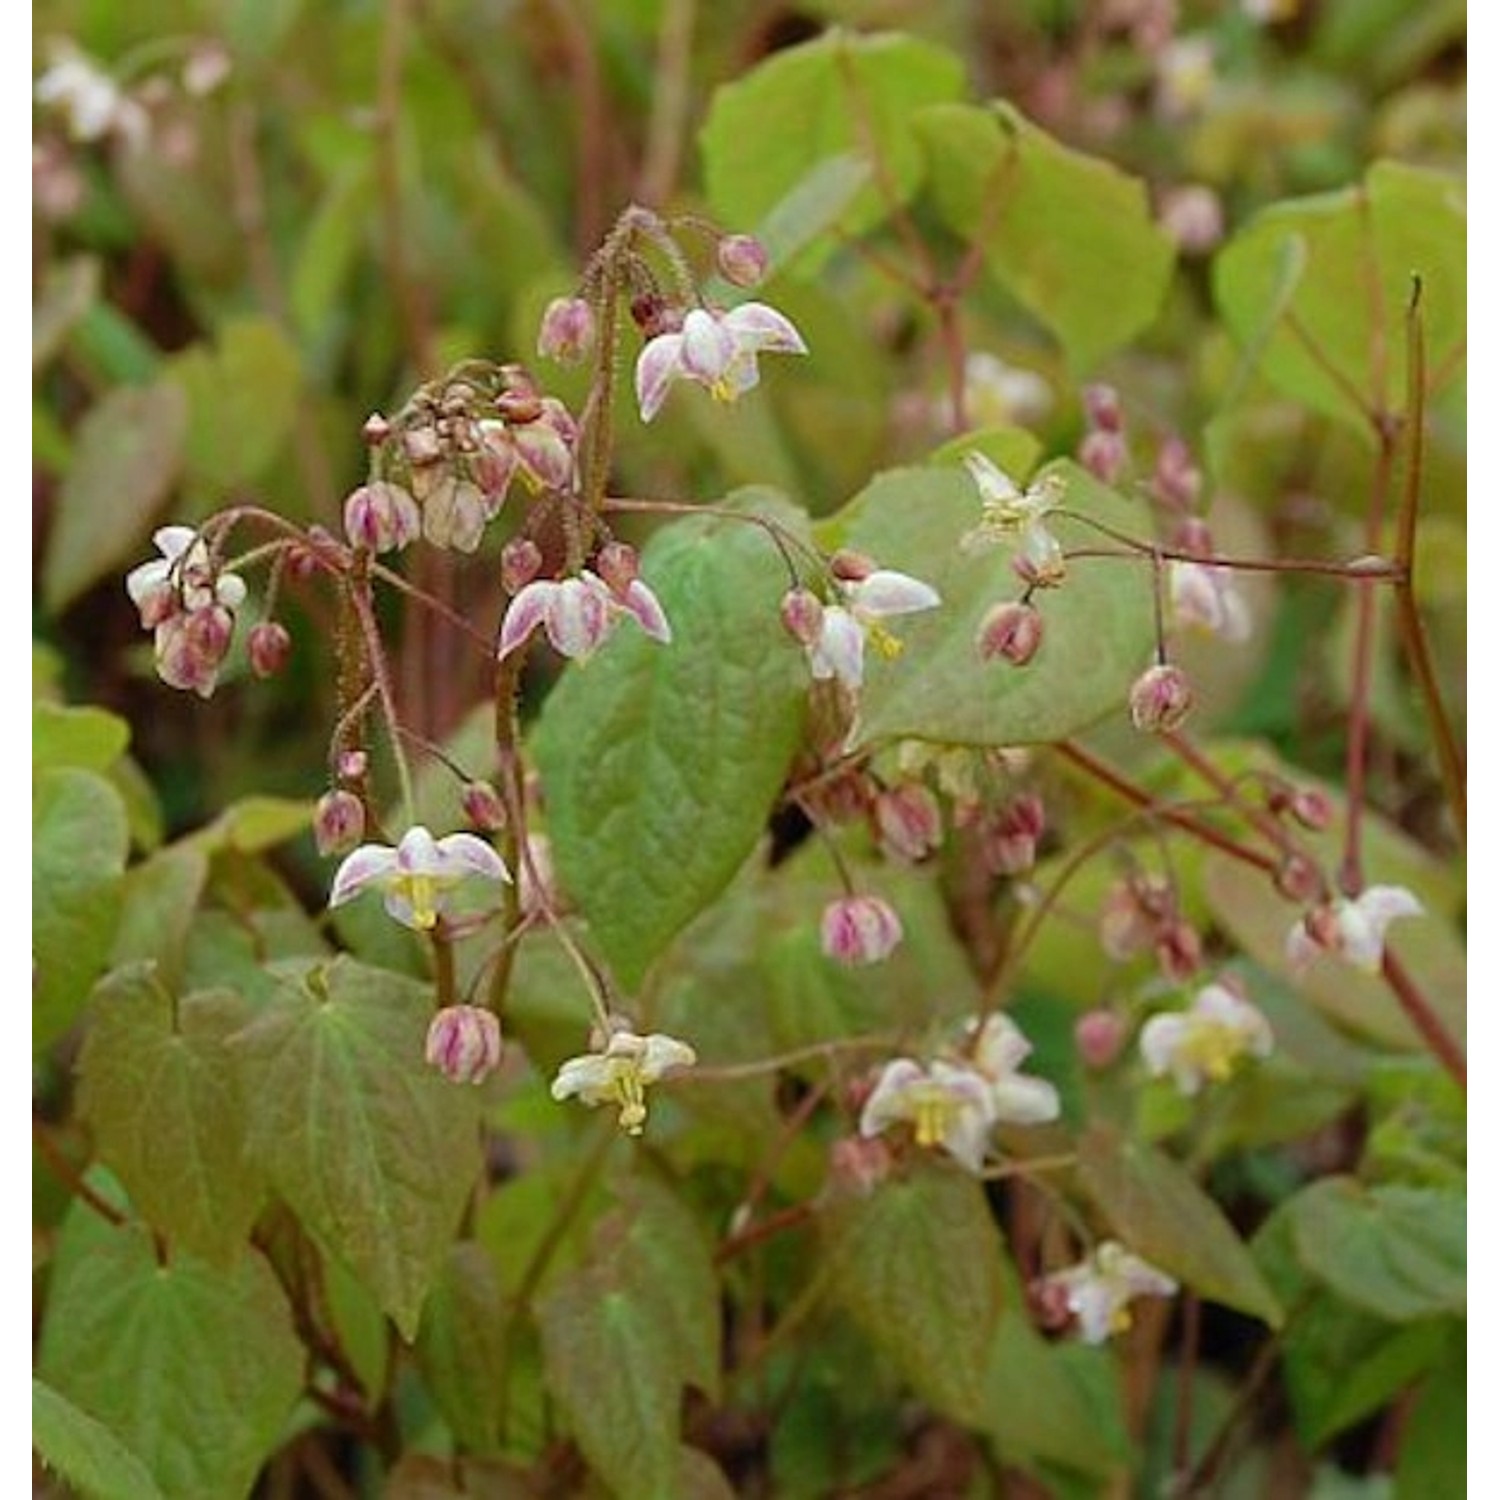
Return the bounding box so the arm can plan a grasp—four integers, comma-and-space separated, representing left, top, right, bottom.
33, 11, 1464, 1500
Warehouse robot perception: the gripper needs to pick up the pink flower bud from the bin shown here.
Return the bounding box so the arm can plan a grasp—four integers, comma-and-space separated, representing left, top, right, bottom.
537, 296, 596, 364
315, 789, 365, 856
874, 784, 943, 864
424, 1005, 503, 1085
821, 895, 903, 966
344, 481, 421, 553
362, 411, 391, 446
717, 233, 769, 288
779, 587, 825, 645
1079, 428, 1128, 485
494, 391, 543, 426
1151, 436, 1201, 512
1275, 855, 1324, 905
1154, 920, 1203, 982
982, 797, 1045, 876
134, 578, 179, 631
155, 605, 236, 697
828, 1134, 893, 1195
337, 749, 369, 782
595, 541, 640, 597
829, 549, 877, 583
1030, 1276, 1075, 1331
1075, 1009, 1127, 1070
975, 600, 1043, 665
1172, 516, 1214, 558
1158, 184, 1224, 255
461, 780, 507, 832
1083, 384, 1123, 433
1129, 663, 1193, 733
248, 621, 292, 679
1290, 789, 1333, 831
403, 425, 443, 467
501, 536, 544, 594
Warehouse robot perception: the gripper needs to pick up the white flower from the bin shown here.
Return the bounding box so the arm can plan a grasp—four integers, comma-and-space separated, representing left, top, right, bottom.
328, 825, 510, 931
35, 46, 148, 146
946, 353, 1053, 428
635, 304, 808, 422
126, 526, 246, 625
1286, 886, 1424, 974
806, 570, 941, 690
1170, 561, 1250, 643
966, 1014, 1062, 1124
550, 1029, 697, 1135
1046, 1241, 1178, 1344
497, 570, 672, 662
859, 1058, 996, 1173
960, 453, 1065, 546
1139, 982, 1273, 1096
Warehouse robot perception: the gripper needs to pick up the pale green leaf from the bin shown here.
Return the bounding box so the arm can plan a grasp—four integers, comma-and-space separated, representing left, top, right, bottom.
109, 845, 210, 984
917, 102, 1176, 369
532, 491, 809, 989
32, 1379, 166, 1500
230, 958, 484, 1337
37, 1211, 301, 1500
77, 970, 264, 1265
34, 768, 130, 1049
32, 703, 130, 773
822, 460, 1154, 748
33, 256, 101, 372
41, 380, 188, 614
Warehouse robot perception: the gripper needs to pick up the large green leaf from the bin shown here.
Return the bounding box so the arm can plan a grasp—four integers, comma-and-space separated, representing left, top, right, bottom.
32, 1379, 166, 1500
34, 768, 130, 1049
229, 957, 484, 1337
1285, 1178, 1465, 1322
109, 844, 210, 985
41, 379, 188, 614
821, 1166, 1004, 1425
32, 703, 130, 774
917, 102, 1176, 369
37, 1210, 301, 1500
76, 969, 264, 1265
821, 460, 1154, 748
1079, 1126, 1283, 1327
415, 1242, 508, 1454
700, 30, 965, 271
531, 492, 809, 989
1214, 161, 1465, 431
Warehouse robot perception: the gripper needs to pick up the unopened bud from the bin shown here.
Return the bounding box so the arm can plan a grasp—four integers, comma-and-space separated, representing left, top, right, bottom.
403, 425, 443, 466
595, 541, 639, 597
1129, 663, 1193, 733
494, 391, 543, 426
1159, 183, 1224, 255
779, 587, 825, 646
1083, 383, 1123, 433
975, 600, 1043, 665
424, 1004, 503, 1085
461, 780, 507, 832
1155, 919, 1203, 982
500, 537, 544, 594
1290, 788, 1334, 831
873, 783, 943, 864
315, 789, 365, 856
362, 411, 391, 446
1275, 854, 1324, 905
828, 1134, 893, 1195
829, 549, 877, 583
1172, 516, 1214, 558
537, 296, 596, 364
1030, 1276, 1075, 1331
248, 621, 292, 679
1079, 428, 1128, 485
344, 481, 422, 554
630, 293, 678, 337
820, 895, 903, 966
717, 233, 769, 288
336, 749, 369, 783
1074, 1009, 1127, 1070
1151, 436, 1201, 512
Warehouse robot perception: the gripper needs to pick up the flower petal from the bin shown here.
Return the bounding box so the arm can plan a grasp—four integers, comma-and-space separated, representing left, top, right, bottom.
620, 579, 673, 643
550, 1054, 611, 1102
809, 606, 865, 688
329, 843, 399, 906
678, 309, 737, 381
635, 333, 683, 423
722, 301, 808, 354
848, 570, 941, 619
497, 581, 556, 660
961, 452, 1020, 507
1139, 1014, 1186, 1079
859, 1058, 925, 1136
435, 831, 512, 883
1356, 885, 1425, 932
989, 1073, 1061, 1126
640, 1033, 697, 1081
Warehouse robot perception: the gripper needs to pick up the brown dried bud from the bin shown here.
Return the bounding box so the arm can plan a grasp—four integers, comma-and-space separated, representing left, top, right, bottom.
500, 537, 544, 595
829, 549, 877, 583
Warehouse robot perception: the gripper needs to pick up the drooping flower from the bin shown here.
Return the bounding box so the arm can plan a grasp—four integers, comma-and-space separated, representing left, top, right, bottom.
424, 1005, 503, 1085
635, 303, 808, 422
550, 1028, 697, 1135
497, 569, 672, 662
960, 452, 1068, 586
344, 481, 421, 554
1170, 560, 1250, 643
951, 353, 1053, 428
858, 1058, 997, 1173
1044, 1242, 1178, 1344
1140, 981, 1273, 1096
965, 1013, 1062, 1125
328, 825, 510, 931
537, 296, 596, 364
1286, 886, 1424, 975
35, 45, 148, 146
805, 570, 940, 690
126, 526, 246, 625
821, 895, 903, 966
873, 783, 944, 864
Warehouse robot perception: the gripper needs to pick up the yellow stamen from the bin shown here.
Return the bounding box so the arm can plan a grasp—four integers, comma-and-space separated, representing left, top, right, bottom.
866, 622, 904, 661
911, 1087, 956, 1149
611, 1064, 648, 1135
1179, 1021, 1247, 1082
395, 873, 440, 929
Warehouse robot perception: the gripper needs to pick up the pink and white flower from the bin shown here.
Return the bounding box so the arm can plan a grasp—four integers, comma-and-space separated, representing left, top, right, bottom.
1044, 1242, 1178, 1344
635, 303, 808, 423
858, 1058, 996, 1173
497, 569, 672, 662
805, 570, 941, 690
821, 895, 903, 966
328, 825, 510, 931
126, 526, 246, 625
550, 1028, 697, 1135
1170, 560, 1250, 643
1140, 981, 1273, 1096
1286, 886, 1424, 974
966, 1014, 1061, 1125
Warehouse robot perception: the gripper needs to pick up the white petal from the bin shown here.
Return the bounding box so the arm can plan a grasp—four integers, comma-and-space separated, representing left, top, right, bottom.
547, 574, 614, 660
152, 525, 199, 562
1066, 1278, 1119, 1345
620, 579, 673, 643
395, 826, 445, 876
941, 1107, 991, 1174
929, 1061, 998, 1116
1335, 903, 1385, 972
1139, 1014, 1186, 1079
809, 607, 865, 688
678, 309, 737, 381
329, 843, 398, 906
971, 1013, 1030, 1078
551, 1054, 611, 1102
1355, 885, 1425, 933
989, 1074, 1060, 1126
848, 569, 941, 619
962, 452, 1020, 506
635, 334, 683, 423
125, 557, 171, 607
640, 1034, 697, 1081
498, 581, 556, 660
1285, 920, 1321, 971
859, 1059, 925, 1136
435, 831, 511, 883
721, 302, 808, 354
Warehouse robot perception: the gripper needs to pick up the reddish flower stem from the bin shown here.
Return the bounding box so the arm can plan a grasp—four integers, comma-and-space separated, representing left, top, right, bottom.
1381, 951, 1466, 1089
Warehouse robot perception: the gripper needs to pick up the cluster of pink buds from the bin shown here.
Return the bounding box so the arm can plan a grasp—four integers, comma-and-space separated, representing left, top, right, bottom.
1078, 383, 1128, 486
1098, 870, 1203, 982
125, 526, 247, 697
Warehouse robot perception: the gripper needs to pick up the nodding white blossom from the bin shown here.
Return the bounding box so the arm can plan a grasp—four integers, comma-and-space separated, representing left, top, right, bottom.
1170, 561, 1251, 643
1286, 886, 1424, 975
966, 1014, 1062, 1124
550, 1029, 697, 1135
635, 303, 808, 422
497, 570, 671, 663
328, 825, 510, 931
1139, 982, 1273, 1096
1044, 1242, 1178, 1344
858, 1058, 997, 1173
126, 526, 246, 623
950, 353, 1053, 429
960, 453, 1068, 585
805, 570, 941, 690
